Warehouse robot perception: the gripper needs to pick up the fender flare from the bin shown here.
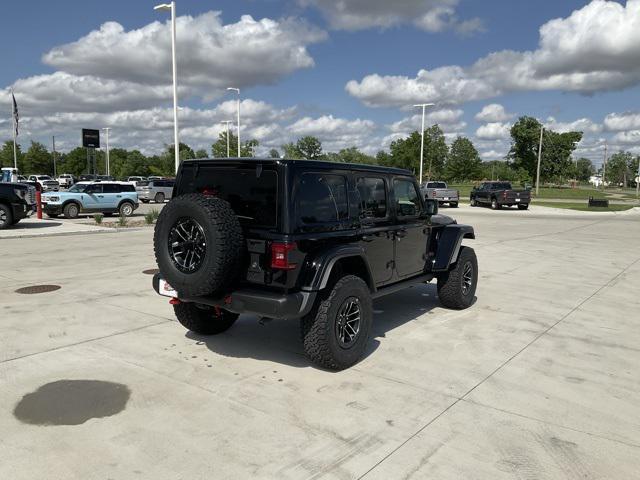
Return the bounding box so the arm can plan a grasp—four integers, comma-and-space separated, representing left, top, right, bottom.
300, 245, 375, 293
431, 224, 475, 271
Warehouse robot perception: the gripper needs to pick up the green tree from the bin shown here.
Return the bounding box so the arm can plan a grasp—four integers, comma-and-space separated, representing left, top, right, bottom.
387, 125, 448, 178
509, 116, 582, 183
574, 158, 594, 182
23, 141, 52, 175
481, 160, 531, 185
281, 142, 303, 159
195, 149, 208, 159
606, 151, 633, 186
444, 137, 482, 182
0, 141, 24, 171
211, 132, 258, 158
333, 146, 376, 165
295, 136, 323, 159
269, 148, 280, 158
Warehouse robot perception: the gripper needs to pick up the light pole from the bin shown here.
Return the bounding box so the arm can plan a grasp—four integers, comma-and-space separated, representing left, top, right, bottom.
535, 125, 544, 196
413, 103, 434, 184
602, 141, 608, 191
102, 127, 111, 176
52, 136, 57, 178
227, 87, 240, 157
221, 121, 232, 157
154, 1, 180, 173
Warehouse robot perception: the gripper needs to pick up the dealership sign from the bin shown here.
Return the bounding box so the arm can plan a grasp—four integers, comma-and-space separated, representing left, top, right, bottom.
82, 129, 100, 148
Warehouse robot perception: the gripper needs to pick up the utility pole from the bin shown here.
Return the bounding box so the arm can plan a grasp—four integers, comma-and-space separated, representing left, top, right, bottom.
227, 88, 241, 157
11, 88, 17, 169
636, 158, 639, 199
413, 103, 434, 184
52, 136, 57, 178
602, 142, 607, 190
221, 121, 232, 157
535, 126, 544, 196
102, 128, 111, 176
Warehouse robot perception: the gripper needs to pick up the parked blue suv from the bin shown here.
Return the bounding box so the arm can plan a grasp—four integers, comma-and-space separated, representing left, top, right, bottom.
42, 181, 139, 218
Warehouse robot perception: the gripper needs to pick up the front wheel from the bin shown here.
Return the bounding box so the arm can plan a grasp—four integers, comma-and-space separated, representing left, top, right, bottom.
491, 198, 501, 210
63, 202, 80, 219
155, 192, 165, 203
437, 246, 478, 310
301, 275, 372, 370
470, 197, 477, 207
174, 302, 239, 335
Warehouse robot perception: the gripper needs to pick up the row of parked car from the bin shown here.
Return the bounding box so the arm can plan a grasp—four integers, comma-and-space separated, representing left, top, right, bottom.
421, 180, 531, 210
37, 177, 175, 219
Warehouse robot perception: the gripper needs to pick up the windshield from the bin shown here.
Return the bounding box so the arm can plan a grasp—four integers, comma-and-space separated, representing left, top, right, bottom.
68, 184, 87, 193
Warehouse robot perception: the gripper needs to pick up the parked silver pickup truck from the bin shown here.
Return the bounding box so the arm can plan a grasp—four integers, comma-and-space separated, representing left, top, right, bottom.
421, 181, 459, 207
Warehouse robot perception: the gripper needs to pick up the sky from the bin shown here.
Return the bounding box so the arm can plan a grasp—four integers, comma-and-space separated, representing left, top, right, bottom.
2, 0, 640, 168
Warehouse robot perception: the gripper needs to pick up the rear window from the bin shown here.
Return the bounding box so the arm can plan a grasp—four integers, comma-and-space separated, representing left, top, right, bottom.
183, 166, 278, 228
426, 182, 447, 189
356, 177, 387, 219
295, 173, 349, 226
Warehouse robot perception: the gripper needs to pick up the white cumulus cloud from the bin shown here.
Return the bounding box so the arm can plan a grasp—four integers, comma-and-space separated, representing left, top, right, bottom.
475, 104, 513, 123
347, 0, 640, 107
475, 122, 511, 140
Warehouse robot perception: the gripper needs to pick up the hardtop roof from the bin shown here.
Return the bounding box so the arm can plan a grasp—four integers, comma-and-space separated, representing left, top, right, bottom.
182, 158, 413, 176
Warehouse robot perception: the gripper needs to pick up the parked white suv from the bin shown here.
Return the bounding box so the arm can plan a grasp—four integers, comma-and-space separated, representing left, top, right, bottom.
57, 174, 75, 188
28, 175, 60, 192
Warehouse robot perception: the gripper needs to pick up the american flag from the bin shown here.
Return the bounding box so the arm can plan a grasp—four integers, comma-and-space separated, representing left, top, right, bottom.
12, 92, 19, 136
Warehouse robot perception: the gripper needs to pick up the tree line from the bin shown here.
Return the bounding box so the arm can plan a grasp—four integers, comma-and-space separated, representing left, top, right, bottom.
2, 116, 639, 186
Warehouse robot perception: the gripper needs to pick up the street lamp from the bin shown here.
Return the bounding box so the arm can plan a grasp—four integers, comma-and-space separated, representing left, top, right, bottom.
154, 1, 180, 173
221, 121, 232, 158
102, 127, 111, 176
535, 125, 544, 196
413, 103, 434, 184
227, 87, 240, 157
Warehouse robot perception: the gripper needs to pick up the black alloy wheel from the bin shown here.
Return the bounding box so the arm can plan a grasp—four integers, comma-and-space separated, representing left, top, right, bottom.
335, 297, 361, 348
168, 217, 207, 273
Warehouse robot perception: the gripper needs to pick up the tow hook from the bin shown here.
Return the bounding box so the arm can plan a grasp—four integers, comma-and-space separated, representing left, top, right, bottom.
169, 297, 181, 305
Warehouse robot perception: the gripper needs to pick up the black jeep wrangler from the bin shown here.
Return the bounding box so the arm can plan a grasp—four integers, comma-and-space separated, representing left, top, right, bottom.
152, 159, 477, 370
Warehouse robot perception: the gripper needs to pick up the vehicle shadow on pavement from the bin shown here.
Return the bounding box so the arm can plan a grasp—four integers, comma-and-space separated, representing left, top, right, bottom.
186, 282, 444, 370
10, 221, 62, 229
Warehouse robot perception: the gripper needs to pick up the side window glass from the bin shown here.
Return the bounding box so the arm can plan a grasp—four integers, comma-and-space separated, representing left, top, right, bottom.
297, 173, 348, 224
356, 177, 387, 219
393, 179, 422, 217
102, 184, 118, 193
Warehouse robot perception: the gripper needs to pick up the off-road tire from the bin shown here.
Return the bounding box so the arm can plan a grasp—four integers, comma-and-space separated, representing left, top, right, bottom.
63, 202, 80, 219
154, 194, 244, 297
155, 192, 165, 203
174, 302, 239, 335
491, 198, 501, 210
119, 201, 134, 217
11, 218, 21, 225
518, 204, 529, 210
0, 204, 13, 229
437, 246, 478, 310
301, 275, 372, 370
470, 197, 477, 207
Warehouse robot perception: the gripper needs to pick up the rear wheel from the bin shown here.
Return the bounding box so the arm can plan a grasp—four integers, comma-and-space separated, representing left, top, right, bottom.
450, 202, 459, 208
63, 202, 80, 219
119, 201, 134, 217
491, 198, 501, 210
155, 192, 165, 203
174, 302, 239, 335
470, 197, 477, 207
437, 246, 478, 310
518, 204, 529, 210
301, 275, 372, 370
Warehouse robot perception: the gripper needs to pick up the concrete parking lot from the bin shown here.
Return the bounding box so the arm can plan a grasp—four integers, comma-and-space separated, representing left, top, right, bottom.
1, 207, 639, 479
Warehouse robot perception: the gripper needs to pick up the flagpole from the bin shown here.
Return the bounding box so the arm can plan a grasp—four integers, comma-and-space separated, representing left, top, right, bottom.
11, 89, 17, 169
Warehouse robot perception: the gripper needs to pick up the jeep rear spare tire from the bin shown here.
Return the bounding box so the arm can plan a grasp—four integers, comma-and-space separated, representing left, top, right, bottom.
154, 193, 243, 297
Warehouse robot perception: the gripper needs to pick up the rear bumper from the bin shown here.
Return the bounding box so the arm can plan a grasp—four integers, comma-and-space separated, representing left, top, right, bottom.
152, 274, 317, 320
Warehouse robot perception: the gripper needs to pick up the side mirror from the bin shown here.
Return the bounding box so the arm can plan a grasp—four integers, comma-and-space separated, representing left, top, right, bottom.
424, 198, 438, 216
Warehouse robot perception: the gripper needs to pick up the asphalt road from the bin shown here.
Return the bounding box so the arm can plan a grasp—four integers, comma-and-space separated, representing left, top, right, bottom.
1, 208, 639, 479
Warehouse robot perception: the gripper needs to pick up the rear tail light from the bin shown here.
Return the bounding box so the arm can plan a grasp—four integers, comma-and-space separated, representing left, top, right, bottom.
432, 191, 437, 198
502, 191, 507, 198
270, 242, 297, 270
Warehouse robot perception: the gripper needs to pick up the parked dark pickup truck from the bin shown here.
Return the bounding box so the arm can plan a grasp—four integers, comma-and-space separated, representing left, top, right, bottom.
470, 181, 531, 210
